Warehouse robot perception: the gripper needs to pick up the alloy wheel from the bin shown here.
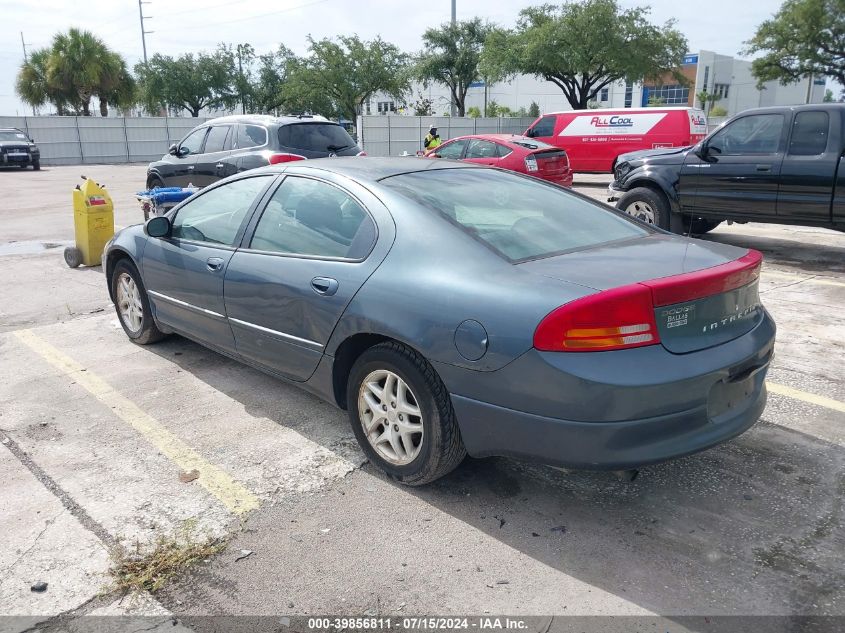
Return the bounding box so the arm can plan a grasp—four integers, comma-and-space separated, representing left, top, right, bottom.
358, 369, 424, 465
116, 272, 143, 334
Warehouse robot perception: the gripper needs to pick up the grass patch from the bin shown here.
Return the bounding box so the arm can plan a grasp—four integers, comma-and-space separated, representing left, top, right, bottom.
107, 520, 226, 594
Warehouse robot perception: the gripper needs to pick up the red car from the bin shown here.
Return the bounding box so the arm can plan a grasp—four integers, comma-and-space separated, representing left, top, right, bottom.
425, 134, 573, 187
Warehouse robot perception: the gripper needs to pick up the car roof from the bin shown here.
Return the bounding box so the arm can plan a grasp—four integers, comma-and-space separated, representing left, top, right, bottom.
0, 128, 25, 133
544, 106, 698, 115
249, 156, 483, 183
202, 114, 332, 127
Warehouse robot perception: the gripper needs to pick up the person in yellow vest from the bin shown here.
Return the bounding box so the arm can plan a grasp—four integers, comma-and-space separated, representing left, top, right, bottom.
423, 125, 441, 152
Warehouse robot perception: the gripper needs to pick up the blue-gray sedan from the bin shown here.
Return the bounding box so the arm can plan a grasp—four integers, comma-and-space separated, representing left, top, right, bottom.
104, 158, 775, 485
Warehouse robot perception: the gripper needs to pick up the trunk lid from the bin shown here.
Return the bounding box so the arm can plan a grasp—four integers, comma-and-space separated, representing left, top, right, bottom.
533, 148, 569, 179
520, 235, 764, 353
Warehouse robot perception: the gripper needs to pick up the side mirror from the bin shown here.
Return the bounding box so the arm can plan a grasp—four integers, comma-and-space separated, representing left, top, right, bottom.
145, 216, 171, 238
694, 143, 709, 159
168, 144, 178, 156
526, 128, 535, 138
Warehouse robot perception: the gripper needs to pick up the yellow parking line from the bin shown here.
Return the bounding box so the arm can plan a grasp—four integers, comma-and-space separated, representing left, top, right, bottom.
14, 329, 260, 515
763, 270, 845, 289
767, 382, 845, 414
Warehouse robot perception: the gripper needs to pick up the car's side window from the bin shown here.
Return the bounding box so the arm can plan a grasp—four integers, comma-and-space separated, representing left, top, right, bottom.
237, 125, 268, 149
708, 114, 785, 156
250, 177, 376, 260
465, 140, 499, 159
437, 140, 467, 159
495, 143, 512, 158
788, 111, 829, 156
529, 115, 556, 137
179, 128, 208, 156
204, 126, 231, 154
171, 176, 274, 246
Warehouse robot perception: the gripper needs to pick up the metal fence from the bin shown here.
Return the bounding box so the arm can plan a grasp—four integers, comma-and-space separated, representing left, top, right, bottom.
0, 116, 210, 165
357, 115, 537, 157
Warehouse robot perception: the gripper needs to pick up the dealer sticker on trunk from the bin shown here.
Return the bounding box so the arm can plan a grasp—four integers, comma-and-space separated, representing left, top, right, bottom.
663, 304, 695, 329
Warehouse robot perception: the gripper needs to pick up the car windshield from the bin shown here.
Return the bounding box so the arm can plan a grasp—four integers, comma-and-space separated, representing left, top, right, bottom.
0, 130, 28, 142
382, 168, 649, 262
278, 123, 356, 152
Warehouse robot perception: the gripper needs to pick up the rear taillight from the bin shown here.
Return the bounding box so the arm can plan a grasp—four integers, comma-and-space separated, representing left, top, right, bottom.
268, 153, 306, 164
524, 155, 538, 172
534, 249, 763, 353
534, 283, 659, 352
357, 150, 367, 156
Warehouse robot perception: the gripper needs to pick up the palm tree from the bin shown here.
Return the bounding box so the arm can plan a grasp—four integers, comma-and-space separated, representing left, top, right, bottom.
16, 28, 135, 116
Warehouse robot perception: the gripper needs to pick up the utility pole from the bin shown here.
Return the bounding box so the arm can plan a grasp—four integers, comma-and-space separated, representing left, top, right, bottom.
805, 72, 814, 104
450, 0, 457, 117
138, 0, 153, 64
20, 32, 36, 115
236, 44, 246, 114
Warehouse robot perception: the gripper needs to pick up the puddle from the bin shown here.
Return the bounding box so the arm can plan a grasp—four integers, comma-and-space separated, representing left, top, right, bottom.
0, 240, 72, 256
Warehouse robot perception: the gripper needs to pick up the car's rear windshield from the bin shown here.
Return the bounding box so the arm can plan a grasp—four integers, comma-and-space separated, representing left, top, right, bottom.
382, 168, 649, 262
278, 123, 356, 152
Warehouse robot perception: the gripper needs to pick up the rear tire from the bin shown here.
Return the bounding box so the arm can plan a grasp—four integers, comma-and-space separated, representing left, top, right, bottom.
346, 342, 466, 486
616, 186, 670, 230
111, 259, 167, 345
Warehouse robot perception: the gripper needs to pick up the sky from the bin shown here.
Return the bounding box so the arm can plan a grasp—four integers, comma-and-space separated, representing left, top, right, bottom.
0, 0, 788, 115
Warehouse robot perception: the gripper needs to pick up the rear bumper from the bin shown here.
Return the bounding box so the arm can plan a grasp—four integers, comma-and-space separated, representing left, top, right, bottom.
453, 374, 766, 470
441, 311, 775, 470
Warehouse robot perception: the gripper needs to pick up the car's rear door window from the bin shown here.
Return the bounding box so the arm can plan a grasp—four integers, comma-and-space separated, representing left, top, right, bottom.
788, 111, 829, 156
465, 139, 499, 159
171, 176, 274, 245
237, 125, 268, 149
250, 177, 376, 260
382, 168, 648, 262
278, 123, 357, 154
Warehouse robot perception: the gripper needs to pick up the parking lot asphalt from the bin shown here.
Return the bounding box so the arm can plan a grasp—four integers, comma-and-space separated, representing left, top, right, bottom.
0, 165, 843, 631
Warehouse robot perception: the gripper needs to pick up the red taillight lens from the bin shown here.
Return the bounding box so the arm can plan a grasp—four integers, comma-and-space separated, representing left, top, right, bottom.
268, 153, 305, 164
357, 150, 367, 156
534, 249, 763, 353
534, 283, 659, 352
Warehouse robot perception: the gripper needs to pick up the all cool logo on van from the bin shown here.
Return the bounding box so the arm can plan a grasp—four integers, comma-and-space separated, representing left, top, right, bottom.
559, 112, 668, 136
689, 112, 708, 134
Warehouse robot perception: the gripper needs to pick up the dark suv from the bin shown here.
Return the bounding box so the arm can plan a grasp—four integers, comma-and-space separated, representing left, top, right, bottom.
1, 128, 40, 170
146, 114, 362, 188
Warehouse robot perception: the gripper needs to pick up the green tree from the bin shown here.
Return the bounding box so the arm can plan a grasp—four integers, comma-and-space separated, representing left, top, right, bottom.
743, 0, 845, 88
16, 28, 134, 115
824, 88, 834, 101
467, 106, 482, 117
528, 101, 540, 117
482, 0, 688, 110
295, 35, 409, 126
136, 46, 238, 117
416, 18, 495, 117
410, 92, 435, 116
695, 90, 721, 114
709, 105, 728, 116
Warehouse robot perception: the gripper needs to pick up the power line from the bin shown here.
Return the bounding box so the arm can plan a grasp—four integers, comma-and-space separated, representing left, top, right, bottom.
153, 0, 333, 34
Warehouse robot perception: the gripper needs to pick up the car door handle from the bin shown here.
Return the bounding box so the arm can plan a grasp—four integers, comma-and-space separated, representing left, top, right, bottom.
756, 164, 771, 172
206, 257, 225, 272
215, 163, 224, 169
188, 165, 195, 170
310, 277, 339, 296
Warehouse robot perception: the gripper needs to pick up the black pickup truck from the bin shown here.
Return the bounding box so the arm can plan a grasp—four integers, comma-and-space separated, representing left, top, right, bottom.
607, 103, 845, 234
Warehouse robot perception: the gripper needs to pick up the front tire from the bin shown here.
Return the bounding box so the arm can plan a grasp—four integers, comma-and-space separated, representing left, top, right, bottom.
32, 161, 40, 171
616, 186, 670, 230
347, 342, 466, 486
111, 259, 167, 345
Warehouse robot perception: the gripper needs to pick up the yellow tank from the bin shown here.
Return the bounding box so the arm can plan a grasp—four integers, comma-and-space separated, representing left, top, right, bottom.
64, 176, 115, 268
